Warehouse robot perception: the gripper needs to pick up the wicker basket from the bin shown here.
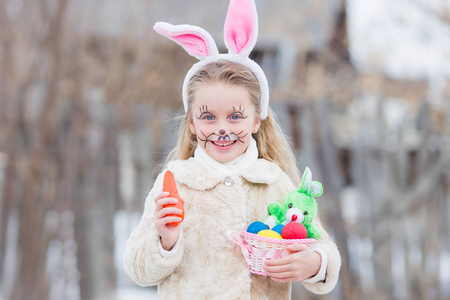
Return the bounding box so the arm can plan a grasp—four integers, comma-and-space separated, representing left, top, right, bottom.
228, 230, 317, 276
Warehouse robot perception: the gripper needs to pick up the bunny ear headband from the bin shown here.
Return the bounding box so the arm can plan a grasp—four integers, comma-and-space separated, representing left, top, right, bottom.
153, 0, 270, 120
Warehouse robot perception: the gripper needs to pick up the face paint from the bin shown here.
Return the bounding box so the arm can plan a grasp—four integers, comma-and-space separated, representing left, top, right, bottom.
189, 83, 261, 163
231, 105, 248, 119
195, 105, 209, 120
197, 130, 248, 149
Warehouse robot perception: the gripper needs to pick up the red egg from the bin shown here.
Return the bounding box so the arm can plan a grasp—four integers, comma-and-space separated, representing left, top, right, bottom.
281, 222, 308, 239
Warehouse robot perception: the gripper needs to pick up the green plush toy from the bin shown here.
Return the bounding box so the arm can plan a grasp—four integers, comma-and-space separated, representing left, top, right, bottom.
264, 167, 323, 240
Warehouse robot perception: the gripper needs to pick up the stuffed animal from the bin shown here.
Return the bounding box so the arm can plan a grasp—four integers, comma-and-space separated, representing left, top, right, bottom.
264, 167, 323, 240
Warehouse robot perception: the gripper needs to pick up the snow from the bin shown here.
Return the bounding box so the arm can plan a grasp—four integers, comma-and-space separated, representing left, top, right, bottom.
440, 251, 450, 296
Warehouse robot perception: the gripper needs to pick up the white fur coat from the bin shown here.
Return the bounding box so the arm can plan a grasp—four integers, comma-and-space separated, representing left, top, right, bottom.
123, 157, 341, 299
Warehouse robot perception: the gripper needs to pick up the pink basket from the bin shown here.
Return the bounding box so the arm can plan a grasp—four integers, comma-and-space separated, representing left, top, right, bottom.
228, 230, 316, 276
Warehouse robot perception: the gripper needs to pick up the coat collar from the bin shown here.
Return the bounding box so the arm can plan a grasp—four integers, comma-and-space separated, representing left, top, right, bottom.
167, 158, 283, 191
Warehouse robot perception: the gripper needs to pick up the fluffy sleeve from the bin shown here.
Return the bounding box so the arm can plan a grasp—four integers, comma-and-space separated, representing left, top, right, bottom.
123, 171, 184, 286
301, 215, 341, 294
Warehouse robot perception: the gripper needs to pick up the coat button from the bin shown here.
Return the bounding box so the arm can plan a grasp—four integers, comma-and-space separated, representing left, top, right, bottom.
224, 177, 234, 187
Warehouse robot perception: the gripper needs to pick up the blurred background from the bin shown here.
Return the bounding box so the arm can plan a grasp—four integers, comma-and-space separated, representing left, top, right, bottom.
0, 0, 449, 299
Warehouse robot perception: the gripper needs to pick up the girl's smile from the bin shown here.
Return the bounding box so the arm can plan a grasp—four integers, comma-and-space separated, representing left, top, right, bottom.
209, 133, 238, 147
189, 83, 260, 163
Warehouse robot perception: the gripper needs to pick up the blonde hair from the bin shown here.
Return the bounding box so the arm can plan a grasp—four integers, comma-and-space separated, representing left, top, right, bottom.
163, 60, 301, 185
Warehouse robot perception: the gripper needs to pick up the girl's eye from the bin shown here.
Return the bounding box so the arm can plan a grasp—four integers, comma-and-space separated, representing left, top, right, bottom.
230, 115, 241, 120
205, 115, 214, 121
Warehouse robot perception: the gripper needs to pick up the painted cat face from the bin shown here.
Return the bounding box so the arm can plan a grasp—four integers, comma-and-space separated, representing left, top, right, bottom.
189, 83, 260, 163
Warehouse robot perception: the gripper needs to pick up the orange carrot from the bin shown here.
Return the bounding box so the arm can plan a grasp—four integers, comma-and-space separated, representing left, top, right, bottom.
162, 170, 184, 227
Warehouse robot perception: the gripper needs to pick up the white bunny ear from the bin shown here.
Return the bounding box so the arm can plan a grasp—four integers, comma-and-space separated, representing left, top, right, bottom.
309, 181, 323, 197
224, 0, 258, 57
154, 22, 219, 60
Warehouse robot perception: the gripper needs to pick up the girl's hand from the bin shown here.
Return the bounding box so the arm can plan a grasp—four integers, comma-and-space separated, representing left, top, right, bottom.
153, 191, 183, 251
263, 244, 321, 282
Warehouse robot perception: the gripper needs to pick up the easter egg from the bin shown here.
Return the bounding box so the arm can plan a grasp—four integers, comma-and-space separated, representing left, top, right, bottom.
272, 224, 285, 236
247, 222, 269, 234
257, 230, 283, 239
282, 222, 308, 239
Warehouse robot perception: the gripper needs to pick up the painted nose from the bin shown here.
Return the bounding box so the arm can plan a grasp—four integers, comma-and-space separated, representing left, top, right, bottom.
218, 129, 226, 135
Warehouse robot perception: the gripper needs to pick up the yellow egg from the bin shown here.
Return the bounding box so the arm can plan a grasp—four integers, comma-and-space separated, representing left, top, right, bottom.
257, 230, 283, 239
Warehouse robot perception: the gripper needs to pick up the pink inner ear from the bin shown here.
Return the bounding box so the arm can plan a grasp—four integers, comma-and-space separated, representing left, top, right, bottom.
224, 0, 256, 54
155, 26, 211, 58
170, 33, 211, 57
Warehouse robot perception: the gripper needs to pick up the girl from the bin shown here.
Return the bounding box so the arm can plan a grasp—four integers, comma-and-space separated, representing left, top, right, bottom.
124, 1, 340, 298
